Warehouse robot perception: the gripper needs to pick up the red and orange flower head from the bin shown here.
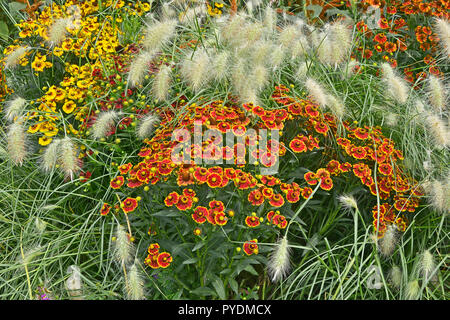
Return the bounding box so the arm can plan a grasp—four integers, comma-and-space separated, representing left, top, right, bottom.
289, 138, 307, 153
183, 188, 196, 198
157, 252, 173, 268
145, 254, 160, 269
301, 187, 313, 199
272, 214, 287, 229
214, 212, 228, 226
176, 195, 193, 211
286, 189, 301, 203
121, 197, 138, 214
209, 200, 225, 213
245, 215, 260, 228
193, 167, 209, 183
320, 177, 334, 191
243, 239, 259, 255
118, 163, 132, 175
266, 210, 276, 223
147, 243, 160, 255
248, 189, 265, 206
378, 163, 393, 176
100, 203, 111, 216
304, 172, 318, 185
110, 176, 125, 189
206, 172, 223, 188
269, 193, 285, 207
192, 206, 208, 224
164, 191, 179, 207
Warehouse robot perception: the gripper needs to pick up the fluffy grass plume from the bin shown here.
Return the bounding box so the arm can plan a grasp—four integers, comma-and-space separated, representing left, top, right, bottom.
4, 46, 30, 68
42, 138, 61, 172
113, 224, 134, 265
338, 194, 358, 211
152, 64, 172, 101
326, 94, 345, 119
212, 51, 230, 82
268, 236, 291, 282
405, 280, 420, 300
279, 24, 299, 48
46, 18, 69, 47
305, 78, 328, 107
4, 97, 27, 121
424, 113, 449, 149
434, 18, 450, 60
250, 40, 273, 66
378, 225, 398, 257
419, 249, 436, 283
295, 61, 309, 81
424, 179, 449, 214
181, 49, 211, 92
252, 64, 269, 91
143, 19, 178, 51
6, 121, 27, 166
269, 45, 285, 71
137, 113, 160, 139
128, 51, 155, 88
381, 62, 410, 104
426, 75, 447, 113
389, 265, 402, 290
263, 5, 277, 34
58, 137, 79, 180
126, 261, 145, 300
91, 111, 119, 139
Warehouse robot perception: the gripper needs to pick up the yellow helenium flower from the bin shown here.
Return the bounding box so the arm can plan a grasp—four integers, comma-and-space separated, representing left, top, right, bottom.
62, 100, 77, 114
39, 136, 52, 146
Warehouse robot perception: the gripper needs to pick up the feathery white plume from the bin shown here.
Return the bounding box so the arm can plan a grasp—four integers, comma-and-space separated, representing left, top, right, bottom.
338, 194, 358, 211
250, 40, 273, 66
137, 113, 160, 139
381, 63, 410, 104
252, 64, 269, 91
263, 5, 277, 34
114, 224, 134, 265
91, 111, 119, 139
143, 19, 178, 51
4, 97, 27, 121
181, 49, 211, 92
419, 249, 436, 283
295, 61, 308, 81
47, 18, 69, 47
405, 280, 420, 300
326, 94, 345, 119
58, 137, 79, 180
268, 236, 291, 282
389, 265, 402, 289
42, 138, 61, 172
269, 45, 285, 71
434, 18, 450, 60
126, 261, 146, 300
424, 113, 449, 148
4, 46, 30, 69
128, 51, 156, 88
212, 50, 230, 82
6, 121, 27, 166
152, 64, 172, 101
378, 225, 398, 257
426, 75, 447, 113
305, 78, 328, 107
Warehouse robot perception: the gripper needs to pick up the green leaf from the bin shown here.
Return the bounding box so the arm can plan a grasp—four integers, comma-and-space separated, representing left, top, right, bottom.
0, 21, 8, 40
191, 287, 216, 297
212, 278, 226, 300
244, 264, 259, 276
192, 241, 205, 252
228, 278, 238, 295
182, 257, 198, 265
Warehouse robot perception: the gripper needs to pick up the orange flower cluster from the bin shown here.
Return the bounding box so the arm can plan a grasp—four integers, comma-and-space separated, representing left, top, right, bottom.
106, 84, 422, 240
144, 243, 173, 269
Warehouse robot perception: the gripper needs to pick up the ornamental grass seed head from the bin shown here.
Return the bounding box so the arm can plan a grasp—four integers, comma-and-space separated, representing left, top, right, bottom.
305, 78, 329, 108
378, 224, 398, 257
113, 224, 134, 265
58, 137, 80, 180
137, 113, 160, 139
434, 17, 450, 60
268, 235, 291, 282
5, 97, 27, 122
6, 121, 27, 166
424, 113, 449, 149
181, 48, 211, 92
142, 19, 178, 51
152, 64, 172, 101
212, 50, 230, 82
419, 249, 436, 283
46, 18, 69, 47
338, 194, 358, 211
66, 265, 83, 300
4, 46, 30, 69
426, 75, 447, 113
91, 111, 119, 140
388, 265, 403, 290
42, 138, 61, 172
405, 279, 420, 300
381, 62, 410, 104
126, 261, 146, 300
128, 51, 156, 88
